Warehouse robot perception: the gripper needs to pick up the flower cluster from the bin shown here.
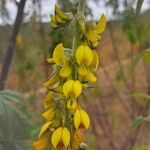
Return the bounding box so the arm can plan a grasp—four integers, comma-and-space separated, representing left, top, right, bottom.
51, 5, 73, 29
33, 3, 106, 150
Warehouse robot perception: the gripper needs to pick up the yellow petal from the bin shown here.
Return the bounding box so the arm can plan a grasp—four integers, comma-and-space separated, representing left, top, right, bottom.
86, 70, 97, 82
90, 51, 99, 72
47, 58, 54, 63
60, 63, 71, 78
76, 45, 93, 66
44, 91, 53, 109
33, 138, 47, 150
63, 80, 74, 98
78, 66, 88, 77
62, 127, 70, 147
67, 99, 77, 110
74, 109, 81, 129
86, 30, 100, 43
43, 73, 59, 88
51, 127, 62, 148
80, 109, 90, 129
38, 122, 52, 138
53, 43, 65, 65
62, 80, 82, 99
95, 14, 106, 34
73, 80, 82, 98
42, 108, 54, 121
78, 67, 97, 82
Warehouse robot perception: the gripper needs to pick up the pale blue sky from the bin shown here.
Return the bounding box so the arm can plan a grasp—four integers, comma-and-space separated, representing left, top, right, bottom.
0, 0, 150, 25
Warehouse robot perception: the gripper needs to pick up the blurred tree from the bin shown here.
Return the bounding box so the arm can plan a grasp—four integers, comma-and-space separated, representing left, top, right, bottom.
0, 0, 26, 90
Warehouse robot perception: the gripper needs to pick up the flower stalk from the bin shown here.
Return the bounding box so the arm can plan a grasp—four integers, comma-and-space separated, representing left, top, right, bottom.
33, 1, 106, 150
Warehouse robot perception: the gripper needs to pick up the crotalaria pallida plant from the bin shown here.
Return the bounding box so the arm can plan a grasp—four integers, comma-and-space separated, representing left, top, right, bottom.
33, 0, 106, 149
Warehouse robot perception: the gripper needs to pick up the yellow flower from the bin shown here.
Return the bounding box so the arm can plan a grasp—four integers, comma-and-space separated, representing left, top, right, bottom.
42, 108, 55, 121
38, 121, 52, 138
85, 14, 106, 44
47, 43, 65, 65
76, 46, 99, 82
63, 80, 82, 99
51, 127, 70, 148
47, 43, 71, 78
33, 138, 48, 150
76, 45, 93, 66
74, 109, 90, 130
44, 91, 53, 109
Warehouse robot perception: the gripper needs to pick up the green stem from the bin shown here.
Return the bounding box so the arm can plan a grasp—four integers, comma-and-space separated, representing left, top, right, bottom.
72, 0, 86, 53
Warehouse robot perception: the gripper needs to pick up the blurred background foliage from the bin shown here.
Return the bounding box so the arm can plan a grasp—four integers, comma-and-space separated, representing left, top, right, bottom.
0, 0, 150, 149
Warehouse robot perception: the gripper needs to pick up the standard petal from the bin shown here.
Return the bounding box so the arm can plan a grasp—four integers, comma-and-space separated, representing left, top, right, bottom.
74, 109, 81, 129
80, 109, 90, 129
53, 43, 65, 65
42, 108, 54, 121
38, 122, 52, 138
44, 91, 53, 109
62, 127, 70, 147
73, 80, 82, 98
62, 80, 73, 98
76, 45, 93, 66
51, 127, 62, 148
95, 14, 106, 34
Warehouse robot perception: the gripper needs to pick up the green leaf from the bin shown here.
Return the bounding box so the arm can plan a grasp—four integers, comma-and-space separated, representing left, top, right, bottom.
132, 116, 144, 131
129, 49, 150, 74
0, 90, 32, 150
132, 92, 150, 101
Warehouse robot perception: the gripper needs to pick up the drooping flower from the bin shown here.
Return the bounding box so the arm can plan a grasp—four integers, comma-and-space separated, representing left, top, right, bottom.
63, 80, 82, 99
76, 44, 98, 82
51, 127, 70, 148
74, 108, 90, 130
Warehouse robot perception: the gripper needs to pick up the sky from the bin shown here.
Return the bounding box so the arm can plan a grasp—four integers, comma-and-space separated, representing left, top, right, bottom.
0, 0, 150, 25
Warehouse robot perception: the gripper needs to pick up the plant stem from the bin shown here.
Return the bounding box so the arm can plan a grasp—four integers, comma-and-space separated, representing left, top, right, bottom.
72, 0, 86, 54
